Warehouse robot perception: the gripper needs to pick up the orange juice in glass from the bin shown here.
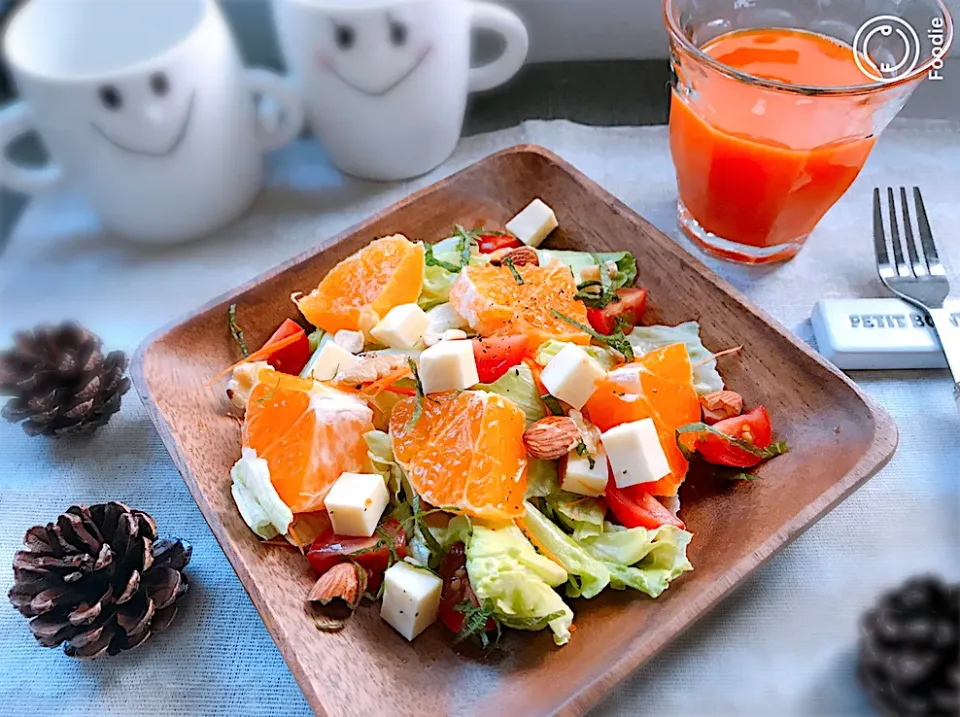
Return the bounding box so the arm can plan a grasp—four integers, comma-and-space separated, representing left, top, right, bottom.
664, 0, 953, 264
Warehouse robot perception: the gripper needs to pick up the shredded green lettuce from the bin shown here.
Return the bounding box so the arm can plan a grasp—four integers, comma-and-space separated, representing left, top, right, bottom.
478, 363, 546, 425
580, 523, 693, 598
538, 250, 638, 288
520, 501, 610, 599
364, 430, 405, 505
535, 340, 620, 371
524, 459, 561, 499
627, 322, 724, 395
547, 494, 606, 541
230, 448, 293, 540
418, 256, 460, 310
466, 523, 573, 645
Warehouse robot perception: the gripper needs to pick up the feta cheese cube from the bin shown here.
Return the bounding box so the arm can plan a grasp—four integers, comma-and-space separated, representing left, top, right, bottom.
302, 340, 359, 381
380, 559, 443, 641
370, 303, 430, 350
540, 344, 606, 410
324, 472, 389, 537
601, 418, 671, 488
561, 443, 609, 497
505, 198, 558, 248
419, 339, 479, 394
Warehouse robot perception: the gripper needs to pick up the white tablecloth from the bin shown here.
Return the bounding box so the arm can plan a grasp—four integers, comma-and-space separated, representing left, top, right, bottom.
1, 119, 958, 717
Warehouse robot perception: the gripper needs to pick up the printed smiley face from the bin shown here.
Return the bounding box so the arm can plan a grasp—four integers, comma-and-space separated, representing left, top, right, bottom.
90, 70, 195, 158
316, 11, 433, 97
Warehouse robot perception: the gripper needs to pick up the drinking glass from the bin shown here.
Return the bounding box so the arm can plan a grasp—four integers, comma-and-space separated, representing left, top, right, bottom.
664, 0, 954, 264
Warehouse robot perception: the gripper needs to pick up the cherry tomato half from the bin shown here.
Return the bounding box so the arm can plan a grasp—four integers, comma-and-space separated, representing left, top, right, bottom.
306, 517, 407, 583
605, 470, 685, 530
586, 288, 648, 335
261, 319, 310, 375
476, 233, 522, 254
472, 335, 528, 384
437, 542, 496, 635
695, 406, 773, 468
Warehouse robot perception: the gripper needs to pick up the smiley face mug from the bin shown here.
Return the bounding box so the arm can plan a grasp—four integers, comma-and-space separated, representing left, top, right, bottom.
274, 0, 529, 180
0, 0, 305, 244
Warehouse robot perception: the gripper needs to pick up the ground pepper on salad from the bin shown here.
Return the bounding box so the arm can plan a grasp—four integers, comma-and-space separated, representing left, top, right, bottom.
216, 198, 788, 647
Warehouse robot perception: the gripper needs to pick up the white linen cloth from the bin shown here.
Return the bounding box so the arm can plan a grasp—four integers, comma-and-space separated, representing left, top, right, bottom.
1, 119, 958, 717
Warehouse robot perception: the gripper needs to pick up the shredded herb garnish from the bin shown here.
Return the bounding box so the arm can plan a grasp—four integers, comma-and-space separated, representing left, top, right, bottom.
228, 303, 249, 357
253, 377, 282, 404
504, 256, 524, 285
424, 243, 461, 273
541, 393, 565, 416
406, 358, 425, 431
410, 494, 444, 557
376, 525, 402, 567
452, 225, 480, 270
729, 472, 762, 481
454, 600, 502, 649
550, 309, 635, 361
675, 422, 791, 460
575, 440, 596, 470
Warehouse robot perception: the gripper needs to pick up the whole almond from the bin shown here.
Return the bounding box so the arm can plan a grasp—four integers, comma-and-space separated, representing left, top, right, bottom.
523, 416, 581, 460
700, 390, 744, 424
492, 245, 539, 267
308, 562, 367, 620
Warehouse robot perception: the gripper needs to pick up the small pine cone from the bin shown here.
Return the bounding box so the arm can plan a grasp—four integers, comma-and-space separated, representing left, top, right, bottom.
859, 575, 960, 717
8, 502, 192, 658
0, 322, 131, 437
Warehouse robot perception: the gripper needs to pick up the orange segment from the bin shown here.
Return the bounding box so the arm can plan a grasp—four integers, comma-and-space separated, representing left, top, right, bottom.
448, 262, 590, 346
390, 391, 527, 521
295, 234, 425, 334
585, 343, 700, 497
243, 380, 374, 513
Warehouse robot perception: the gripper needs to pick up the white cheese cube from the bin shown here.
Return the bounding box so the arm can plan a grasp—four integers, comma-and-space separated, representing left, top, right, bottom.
505, 198, 558, 248
602, 418, 671, 488
324, 472, 389, 537
333, 329, 365, 354
561, 443, 609, 497
540, 344, 606, 410
419, 339, 479, 394
422, 304, 468, 347
302, 340, 359, 381
380, 559, 443, 641
370, 303, 430, 350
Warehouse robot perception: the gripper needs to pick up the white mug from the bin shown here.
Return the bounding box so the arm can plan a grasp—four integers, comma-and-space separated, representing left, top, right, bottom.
273, 0, 528, 181
0, 0, 305, 244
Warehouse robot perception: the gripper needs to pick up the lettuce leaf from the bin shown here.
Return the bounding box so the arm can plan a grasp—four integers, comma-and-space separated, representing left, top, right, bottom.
230, 447, 293, 540
466, 523, 574, 645
547, 494, 606, 541
418, 255, 460, 310
364, 430, 404, 504
626, 322, 723, 395
538, 250, 638, 288
535, 340, 620, 371
580, 523, 693, 598
524, 459, 561, 499
478, 362, 546, 425
519, 501, 610, 599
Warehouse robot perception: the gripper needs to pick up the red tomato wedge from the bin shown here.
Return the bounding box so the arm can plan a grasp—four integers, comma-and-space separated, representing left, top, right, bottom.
472, 335, 528, 384
681, 406, 774, 468
437, 542, 495, 635
606, 471, 685, 530
477, 233, 522, 254
262, 319, 310, 375
306, 517, 407, 587
586, 288, 648, 335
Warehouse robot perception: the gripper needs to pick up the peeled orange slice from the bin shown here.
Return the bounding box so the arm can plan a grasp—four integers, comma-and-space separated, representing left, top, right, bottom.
448, 262, 590, 346
584, 343, 700, 496
389, 391, 527, 521
243, 377, 374, 513
295, 234, 425, 334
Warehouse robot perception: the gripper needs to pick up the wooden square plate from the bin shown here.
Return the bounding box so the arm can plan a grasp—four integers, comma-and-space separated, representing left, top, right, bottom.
132, 146, 897, 717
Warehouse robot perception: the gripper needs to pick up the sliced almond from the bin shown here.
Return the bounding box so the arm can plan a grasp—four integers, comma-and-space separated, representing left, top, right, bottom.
332, 353, 407, 387
308, 562, 367, 621
333, 329, 365, 354
700, 390, 744, 424
491, 246, 539, 267
523, 416, 581, 460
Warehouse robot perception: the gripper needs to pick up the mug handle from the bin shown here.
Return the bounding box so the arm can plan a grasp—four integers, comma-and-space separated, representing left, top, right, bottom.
0, 103, 62, 194
468, 2, 529, 93
245, 68, 306, 152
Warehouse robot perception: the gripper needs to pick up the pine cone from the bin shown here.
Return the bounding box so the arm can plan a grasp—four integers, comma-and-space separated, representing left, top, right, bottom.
0, 322, 130, 437
859, 575, 960, 717
8, 502, 192, 658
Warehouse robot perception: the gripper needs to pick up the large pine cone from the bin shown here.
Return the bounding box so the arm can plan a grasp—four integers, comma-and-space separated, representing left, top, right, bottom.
8, 502, 192, 658
0, 322, 130, 437
859, 576, 959, 716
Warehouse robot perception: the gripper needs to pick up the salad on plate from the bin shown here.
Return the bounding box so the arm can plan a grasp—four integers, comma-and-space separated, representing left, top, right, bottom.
216, 198, 788, 647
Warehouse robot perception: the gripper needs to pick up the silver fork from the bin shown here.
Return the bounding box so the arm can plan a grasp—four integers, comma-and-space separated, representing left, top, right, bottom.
874, 187, 960, 413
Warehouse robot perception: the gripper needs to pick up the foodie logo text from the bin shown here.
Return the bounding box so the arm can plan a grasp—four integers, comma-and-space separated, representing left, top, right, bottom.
853, 15, 948, 82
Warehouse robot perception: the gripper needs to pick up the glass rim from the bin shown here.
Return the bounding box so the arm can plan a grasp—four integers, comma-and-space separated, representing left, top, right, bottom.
662, 0, 955, 97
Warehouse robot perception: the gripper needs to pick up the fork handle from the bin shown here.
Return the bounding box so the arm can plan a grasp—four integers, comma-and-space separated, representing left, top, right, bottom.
929, 308, 960, 404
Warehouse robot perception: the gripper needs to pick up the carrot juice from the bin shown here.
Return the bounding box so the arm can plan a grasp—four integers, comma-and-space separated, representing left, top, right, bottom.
669, 28, 882, 262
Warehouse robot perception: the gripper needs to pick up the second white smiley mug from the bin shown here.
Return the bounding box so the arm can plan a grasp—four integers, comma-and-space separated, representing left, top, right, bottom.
0, 0, 304, 244
273, 0, 529, 180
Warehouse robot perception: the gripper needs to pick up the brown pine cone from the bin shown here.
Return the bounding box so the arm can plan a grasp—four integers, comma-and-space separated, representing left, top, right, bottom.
8, 502, 192, 658
859, 575, 960, 716
0, 322, 130, 437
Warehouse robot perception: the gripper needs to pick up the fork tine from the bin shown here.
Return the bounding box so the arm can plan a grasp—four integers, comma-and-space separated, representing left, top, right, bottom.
873, 188, 893, 278
913, 187, 945, 276
886, 187, 910, 276
898, 187, 924, 276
